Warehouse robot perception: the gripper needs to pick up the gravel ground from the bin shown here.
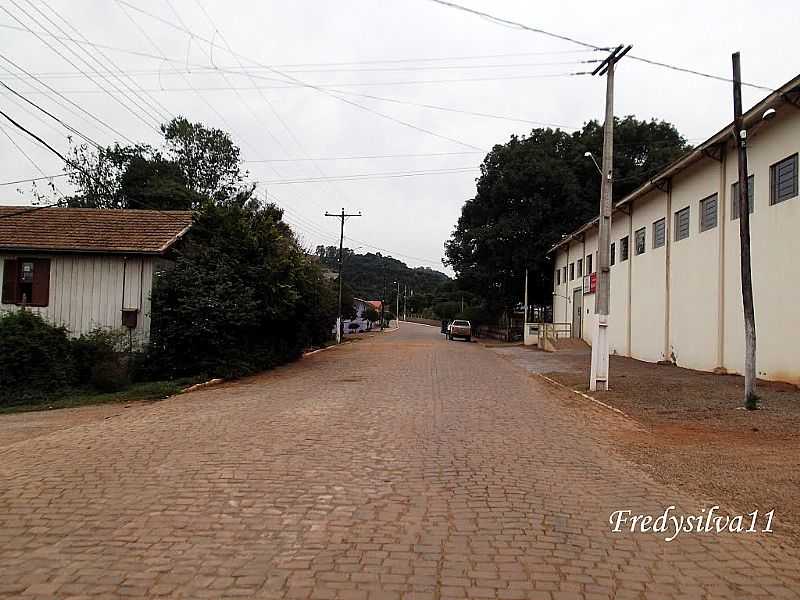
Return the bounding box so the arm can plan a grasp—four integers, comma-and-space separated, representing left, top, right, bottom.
492, 344, 800, 543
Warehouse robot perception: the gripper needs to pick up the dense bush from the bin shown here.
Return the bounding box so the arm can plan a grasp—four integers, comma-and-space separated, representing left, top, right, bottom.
456, 305, 492, 329
0, 312, 138, 407
147, 199, 338, 379
0, 311, 76, 406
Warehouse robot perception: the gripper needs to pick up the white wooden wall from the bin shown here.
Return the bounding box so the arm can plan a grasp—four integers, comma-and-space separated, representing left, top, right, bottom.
0, 253, 155, 344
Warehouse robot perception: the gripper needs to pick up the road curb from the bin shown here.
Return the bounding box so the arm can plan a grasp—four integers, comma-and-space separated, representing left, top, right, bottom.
533, 372, 632, 419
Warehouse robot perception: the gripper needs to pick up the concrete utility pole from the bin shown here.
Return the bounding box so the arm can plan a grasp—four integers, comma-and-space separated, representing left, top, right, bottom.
325, 207, 361, 343
731, 52, 758, 408
393, 280, 400, 328
589, 44, 631, 392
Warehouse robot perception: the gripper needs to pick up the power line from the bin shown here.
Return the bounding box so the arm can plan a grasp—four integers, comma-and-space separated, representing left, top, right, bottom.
258, 166, 479, 185
245, 151, 484, 162
0, 79, 101, 147
0, 21, 595, 68
0, 172, 70, 186
114, 0, 485, 152
36, 0, 174, 123
426, 0, 775, 92
425, 0, 605, 51
3, 1, 162, 133
0, 53, 134, 143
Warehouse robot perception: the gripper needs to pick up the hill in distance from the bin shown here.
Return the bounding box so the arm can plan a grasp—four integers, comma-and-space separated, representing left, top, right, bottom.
314, 245, 450, 302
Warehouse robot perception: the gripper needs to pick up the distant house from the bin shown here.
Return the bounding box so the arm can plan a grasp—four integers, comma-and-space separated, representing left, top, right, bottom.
0, 207, 193, 344
342, 297, 380, 334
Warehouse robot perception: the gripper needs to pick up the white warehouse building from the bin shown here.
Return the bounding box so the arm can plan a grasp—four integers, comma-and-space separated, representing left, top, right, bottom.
550, 73, 800, 386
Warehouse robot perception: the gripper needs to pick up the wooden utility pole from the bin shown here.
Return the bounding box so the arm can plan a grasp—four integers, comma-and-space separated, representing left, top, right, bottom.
325, 207, 361, 343
589, 44, 631, 392
731, 52, 758, 408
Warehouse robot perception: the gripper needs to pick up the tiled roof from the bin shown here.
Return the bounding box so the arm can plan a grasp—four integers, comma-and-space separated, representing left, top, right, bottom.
0, 206, 193, 254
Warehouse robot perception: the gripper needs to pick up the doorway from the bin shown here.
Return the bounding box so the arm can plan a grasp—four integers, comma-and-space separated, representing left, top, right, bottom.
572, 287, 582, 339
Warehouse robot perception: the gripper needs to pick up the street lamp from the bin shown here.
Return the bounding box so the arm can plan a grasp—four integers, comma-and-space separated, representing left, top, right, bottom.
584, 151, 602, 176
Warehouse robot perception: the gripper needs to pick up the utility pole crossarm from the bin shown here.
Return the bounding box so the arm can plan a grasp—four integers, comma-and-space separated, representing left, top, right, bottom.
325, 208, 362, 344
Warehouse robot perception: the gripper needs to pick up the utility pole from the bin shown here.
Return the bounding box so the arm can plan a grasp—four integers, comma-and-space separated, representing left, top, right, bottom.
403, 284, 407, 321
393, 280, 400, 328
325, 207, 361, 343
380, 259, 387, 331
589, 44, 631, 392
732, 52, 757, 409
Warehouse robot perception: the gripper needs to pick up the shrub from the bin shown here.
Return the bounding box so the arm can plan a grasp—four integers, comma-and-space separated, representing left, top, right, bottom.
71, 328, 129, 385
348, 321, 360, 331
90, 359, 131, 392
0, 310, 76, 406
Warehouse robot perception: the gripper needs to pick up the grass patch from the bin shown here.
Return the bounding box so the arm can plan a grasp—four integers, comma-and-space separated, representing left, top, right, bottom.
0, 377, 200, 415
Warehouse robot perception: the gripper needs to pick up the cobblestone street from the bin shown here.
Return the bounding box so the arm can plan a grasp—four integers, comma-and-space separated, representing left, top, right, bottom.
1, 322, 799, 599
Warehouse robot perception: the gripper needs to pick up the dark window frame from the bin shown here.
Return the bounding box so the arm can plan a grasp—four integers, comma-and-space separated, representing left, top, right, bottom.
586, 253, 592, 275
2, 257, 50, 307
770, 153, 798, 205
634, 227, 646, 255
699, 193, 718, 232
675, 206, 690, 241
569, 262, 575, 281
577, 258, 583, 277
620, 236, 629, 262
556, 268, 561, 285
731, 175, 755, 220
610, 242, 616, 266
653, 218, 666, 248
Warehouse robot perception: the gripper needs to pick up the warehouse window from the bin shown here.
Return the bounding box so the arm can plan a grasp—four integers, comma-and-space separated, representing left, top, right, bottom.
653, 218, 666, 248
700, 194, 718, 231
770, 153, 798, 205
634, 227, 646, 255
610, 242, 616, 266
563, 266, 567, 283
2, 258, 50, 307
577, 258, 583, 277
586, 253, 592, 274
675, 207, 690, 241
556, 268, 561, 285
731, 175, 755, 219
620, 236, 629, 261
569, 262, 575, 280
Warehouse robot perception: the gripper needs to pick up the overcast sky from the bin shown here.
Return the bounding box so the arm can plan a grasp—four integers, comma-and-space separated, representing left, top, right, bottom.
2, 0, 798, 273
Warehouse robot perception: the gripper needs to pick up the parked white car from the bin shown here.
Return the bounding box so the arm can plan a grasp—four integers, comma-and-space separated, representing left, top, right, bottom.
447, 319, 472, 342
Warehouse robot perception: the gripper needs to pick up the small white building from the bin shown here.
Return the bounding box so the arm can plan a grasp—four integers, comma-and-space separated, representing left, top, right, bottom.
550, 73, 800, 385
342, 298, 380, 334
0, 207, 193, 344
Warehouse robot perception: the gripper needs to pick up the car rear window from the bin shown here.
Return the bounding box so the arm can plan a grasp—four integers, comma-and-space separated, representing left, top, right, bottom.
452, 320, 469, 326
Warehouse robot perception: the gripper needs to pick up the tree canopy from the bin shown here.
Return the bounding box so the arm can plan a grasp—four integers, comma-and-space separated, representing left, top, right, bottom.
66, 116, 245, 210
445, 116, 689, 310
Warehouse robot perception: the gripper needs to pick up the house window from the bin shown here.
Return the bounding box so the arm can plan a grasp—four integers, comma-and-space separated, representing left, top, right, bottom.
556, 268, 561, 285
700, 194, 718, 231
653, 218, 666, 248
635, 227, 646, 255
620, 236, 629, 262
675, 207, 690, 241
610, 242, 616, 266
563, 266, 567, 283
2, 258, 50, 307
586, 253, 592, 275
770, 153, 798, 205
577, 258, 583, 277
569, 262, 575, 280
732, 175, 755, 219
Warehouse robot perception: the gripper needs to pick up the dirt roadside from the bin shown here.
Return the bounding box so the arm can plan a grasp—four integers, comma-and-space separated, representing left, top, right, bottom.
492, 344, 800, 543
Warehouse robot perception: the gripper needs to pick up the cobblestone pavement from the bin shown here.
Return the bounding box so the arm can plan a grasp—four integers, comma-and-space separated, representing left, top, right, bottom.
1, 323, 799, 599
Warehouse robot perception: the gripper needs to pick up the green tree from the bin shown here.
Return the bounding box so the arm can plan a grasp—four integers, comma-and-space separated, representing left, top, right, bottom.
147, 199, 338, 378
66, 116, 244, 210
445, 117, 688, 311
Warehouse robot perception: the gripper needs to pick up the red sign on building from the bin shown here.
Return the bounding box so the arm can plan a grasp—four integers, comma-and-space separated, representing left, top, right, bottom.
583, 272, 597, 295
